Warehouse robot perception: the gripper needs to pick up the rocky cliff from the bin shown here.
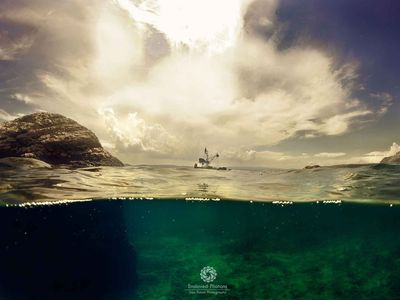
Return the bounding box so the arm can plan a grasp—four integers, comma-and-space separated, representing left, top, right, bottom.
0, 112, 123, 168
381, 152, 400, 164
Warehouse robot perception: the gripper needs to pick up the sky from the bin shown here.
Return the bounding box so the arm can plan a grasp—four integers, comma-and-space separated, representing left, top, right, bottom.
0, 0, 399, 168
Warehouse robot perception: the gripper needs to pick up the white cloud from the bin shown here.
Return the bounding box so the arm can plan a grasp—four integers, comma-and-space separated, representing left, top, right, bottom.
221, 149, 347, 168
12, 93, 34, 104
224, 149, 257, 162
0, 0, 392, 166
0, 30, 35, 61
370, 92, 394, 115
315, 152, 346, 158
98, 108, 179, 156
355, 142, 400, 163
115, 0, 251, 54
0, 109, 17, 121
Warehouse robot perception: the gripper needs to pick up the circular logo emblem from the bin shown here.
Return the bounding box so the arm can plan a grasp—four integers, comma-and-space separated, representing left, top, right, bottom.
200, 266, 217, 283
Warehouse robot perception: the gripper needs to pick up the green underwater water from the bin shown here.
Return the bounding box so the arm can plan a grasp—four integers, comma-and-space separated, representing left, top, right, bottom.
1, 200, 400, 300
127, 200, 400, 299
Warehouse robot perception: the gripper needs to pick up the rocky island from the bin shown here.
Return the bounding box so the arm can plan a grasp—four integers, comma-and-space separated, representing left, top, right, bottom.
0, 112, 123, 168
304, 165, 321, 170
381, 152, 400, 164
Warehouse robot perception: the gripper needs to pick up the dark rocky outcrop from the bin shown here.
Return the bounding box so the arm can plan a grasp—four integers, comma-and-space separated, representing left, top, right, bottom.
381, 153, 400, 164
304, 165, 321, 169
0, 157, 52, 169
0, 112, 123, 168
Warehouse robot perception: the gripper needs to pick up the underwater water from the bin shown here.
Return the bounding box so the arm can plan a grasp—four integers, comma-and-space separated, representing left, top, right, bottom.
1, 164, 400, 299
0, 200, 400, 299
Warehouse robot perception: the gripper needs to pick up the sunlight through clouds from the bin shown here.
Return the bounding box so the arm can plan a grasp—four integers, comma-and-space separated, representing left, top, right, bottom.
114, 0, 248, 53
0, 0, 393, 166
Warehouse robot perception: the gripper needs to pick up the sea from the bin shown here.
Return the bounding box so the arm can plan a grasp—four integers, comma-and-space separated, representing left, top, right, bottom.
0, 163, 400, 299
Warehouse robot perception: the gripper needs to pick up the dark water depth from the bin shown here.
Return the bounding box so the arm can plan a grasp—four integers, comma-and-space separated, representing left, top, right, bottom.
1, 200, 400, 299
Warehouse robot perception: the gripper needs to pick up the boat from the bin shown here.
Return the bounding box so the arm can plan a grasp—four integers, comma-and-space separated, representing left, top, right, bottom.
194, 148, 229, 170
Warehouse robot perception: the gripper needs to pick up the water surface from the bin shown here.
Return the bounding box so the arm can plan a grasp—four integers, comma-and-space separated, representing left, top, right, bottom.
1, 163, 400, 204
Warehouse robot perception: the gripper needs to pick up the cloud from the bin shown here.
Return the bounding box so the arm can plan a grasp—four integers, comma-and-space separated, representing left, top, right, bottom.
0, 109, 17, 121
222, 149, 314, 167
315, 152, 346, 158
12, 93, 34, 104
370, 92, 394, 115
0, 30, 35, 61
221, 149, 348, 168
0, 0, 393, 166
355, 142, 400, 164
98, 107, 179, 156
115, 0, 251, 54
243, 0, 278, 38
224, 149, 257, 162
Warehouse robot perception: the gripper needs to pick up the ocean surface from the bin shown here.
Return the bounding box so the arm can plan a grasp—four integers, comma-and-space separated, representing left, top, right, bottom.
1, 163, 400, 204
1, 163, 400, 299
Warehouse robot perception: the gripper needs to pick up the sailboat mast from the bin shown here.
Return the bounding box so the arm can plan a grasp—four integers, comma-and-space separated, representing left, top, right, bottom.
205, 148, 209, 162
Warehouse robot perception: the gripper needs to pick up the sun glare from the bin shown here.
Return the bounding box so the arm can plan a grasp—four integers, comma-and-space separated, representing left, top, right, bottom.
115, 0, 246, 53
